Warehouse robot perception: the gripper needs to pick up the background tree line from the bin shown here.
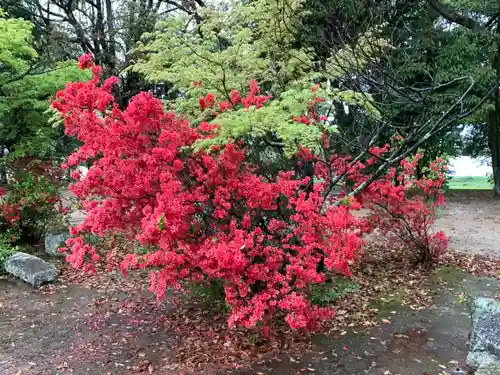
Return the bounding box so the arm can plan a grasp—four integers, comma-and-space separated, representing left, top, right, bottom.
1, 0, 499, 195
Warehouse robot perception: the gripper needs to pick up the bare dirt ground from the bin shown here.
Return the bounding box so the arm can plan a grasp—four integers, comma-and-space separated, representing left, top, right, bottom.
436, 190, 500, 256
0, 271, 177, 375
1, 190, 500, 375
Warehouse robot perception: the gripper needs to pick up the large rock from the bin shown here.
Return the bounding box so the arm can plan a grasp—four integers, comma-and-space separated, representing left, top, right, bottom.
44, 231, 70, 256
476, 364, 500, 375
4, 252, 58, 288
467, 297, 500, 373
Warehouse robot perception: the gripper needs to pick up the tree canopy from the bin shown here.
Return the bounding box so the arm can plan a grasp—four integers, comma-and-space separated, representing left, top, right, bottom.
0, 9, 88, 161
3, 0, 500, 196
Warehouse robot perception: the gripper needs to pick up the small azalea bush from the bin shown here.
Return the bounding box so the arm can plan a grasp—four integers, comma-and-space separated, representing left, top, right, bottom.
361, 152, 449, 264
53, 56, 447, 331
0, 160, 66, 244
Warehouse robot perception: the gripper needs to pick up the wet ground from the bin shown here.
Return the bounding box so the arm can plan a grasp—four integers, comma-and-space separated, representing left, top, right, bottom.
2, 265, 498, 375
1, 190, 500, 374
235, 268, 500, 375
0, 273, 177, 375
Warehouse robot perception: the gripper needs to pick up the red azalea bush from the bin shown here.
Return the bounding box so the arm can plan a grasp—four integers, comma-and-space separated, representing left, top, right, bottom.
0, 161, 65, 243
53, 55, 447, 331
362, 154, 448, 263
312, 148, 448, 265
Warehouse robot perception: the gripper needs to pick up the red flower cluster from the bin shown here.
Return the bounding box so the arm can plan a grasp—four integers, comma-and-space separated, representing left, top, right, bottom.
0, 191, 60, 222
78, 53, 94, 70
1, 202, 20, 224
0, 159, 63, 230
362, 155, 448, 261
199, 80, 272, 113
53, 57, 448, 331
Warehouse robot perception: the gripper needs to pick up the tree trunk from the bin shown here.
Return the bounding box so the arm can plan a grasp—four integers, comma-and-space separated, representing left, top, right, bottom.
104, 0, 117, 74
488, 22, 500, 198
0, 145, 7, 186
488, 111, 500, 196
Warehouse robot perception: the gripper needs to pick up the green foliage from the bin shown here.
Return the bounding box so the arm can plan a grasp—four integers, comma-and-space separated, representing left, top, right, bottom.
194, 84, 338, 157
0, 9, 90, 160
134, 0, 313, 101
375, 5, 491, 160
442, 0, 496, 15
433, 1, 498, 160
325, 24, 392, 78
0, 230, 20, 269
82, 233, 102, 246
309, 277, 360, 306
133, 0, 385, 157
0, 242, 16, 269
431, 28, 494, 144
390, 0, 499, 162
0, 9, 37, 82
135, 244, 151, 255
188, 279, 230, 312
1, 62, 89, 158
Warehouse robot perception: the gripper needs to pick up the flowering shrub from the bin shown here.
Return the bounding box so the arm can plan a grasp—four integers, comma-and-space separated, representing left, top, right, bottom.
53, 56, 447, 331
0, 163, 65, 243
362, 154, 448, 263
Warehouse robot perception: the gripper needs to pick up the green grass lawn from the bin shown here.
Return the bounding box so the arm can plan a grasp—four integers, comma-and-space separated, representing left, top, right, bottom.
448, 176, 492, 190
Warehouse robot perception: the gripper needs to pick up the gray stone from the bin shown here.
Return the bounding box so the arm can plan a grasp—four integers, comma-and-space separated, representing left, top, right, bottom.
44, 231, 70, 256
4, 252, 58, 288
476, 363, 500, 375
466, 297, 500, 372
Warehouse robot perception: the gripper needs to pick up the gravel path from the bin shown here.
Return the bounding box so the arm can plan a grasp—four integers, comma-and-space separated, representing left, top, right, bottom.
436, 190, 500, 256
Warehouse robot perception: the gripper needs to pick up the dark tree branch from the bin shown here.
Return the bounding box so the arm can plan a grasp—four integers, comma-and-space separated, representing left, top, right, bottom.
485, 13, 499, 30
427, 0, 488, 33
344, 76, 477, 200
164, 0, 202, 20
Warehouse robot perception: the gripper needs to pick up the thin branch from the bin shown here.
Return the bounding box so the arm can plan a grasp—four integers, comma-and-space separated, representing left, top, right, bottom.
485, 13, 499, 30
344, 76, 477, 200
427, 0, 488, 33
